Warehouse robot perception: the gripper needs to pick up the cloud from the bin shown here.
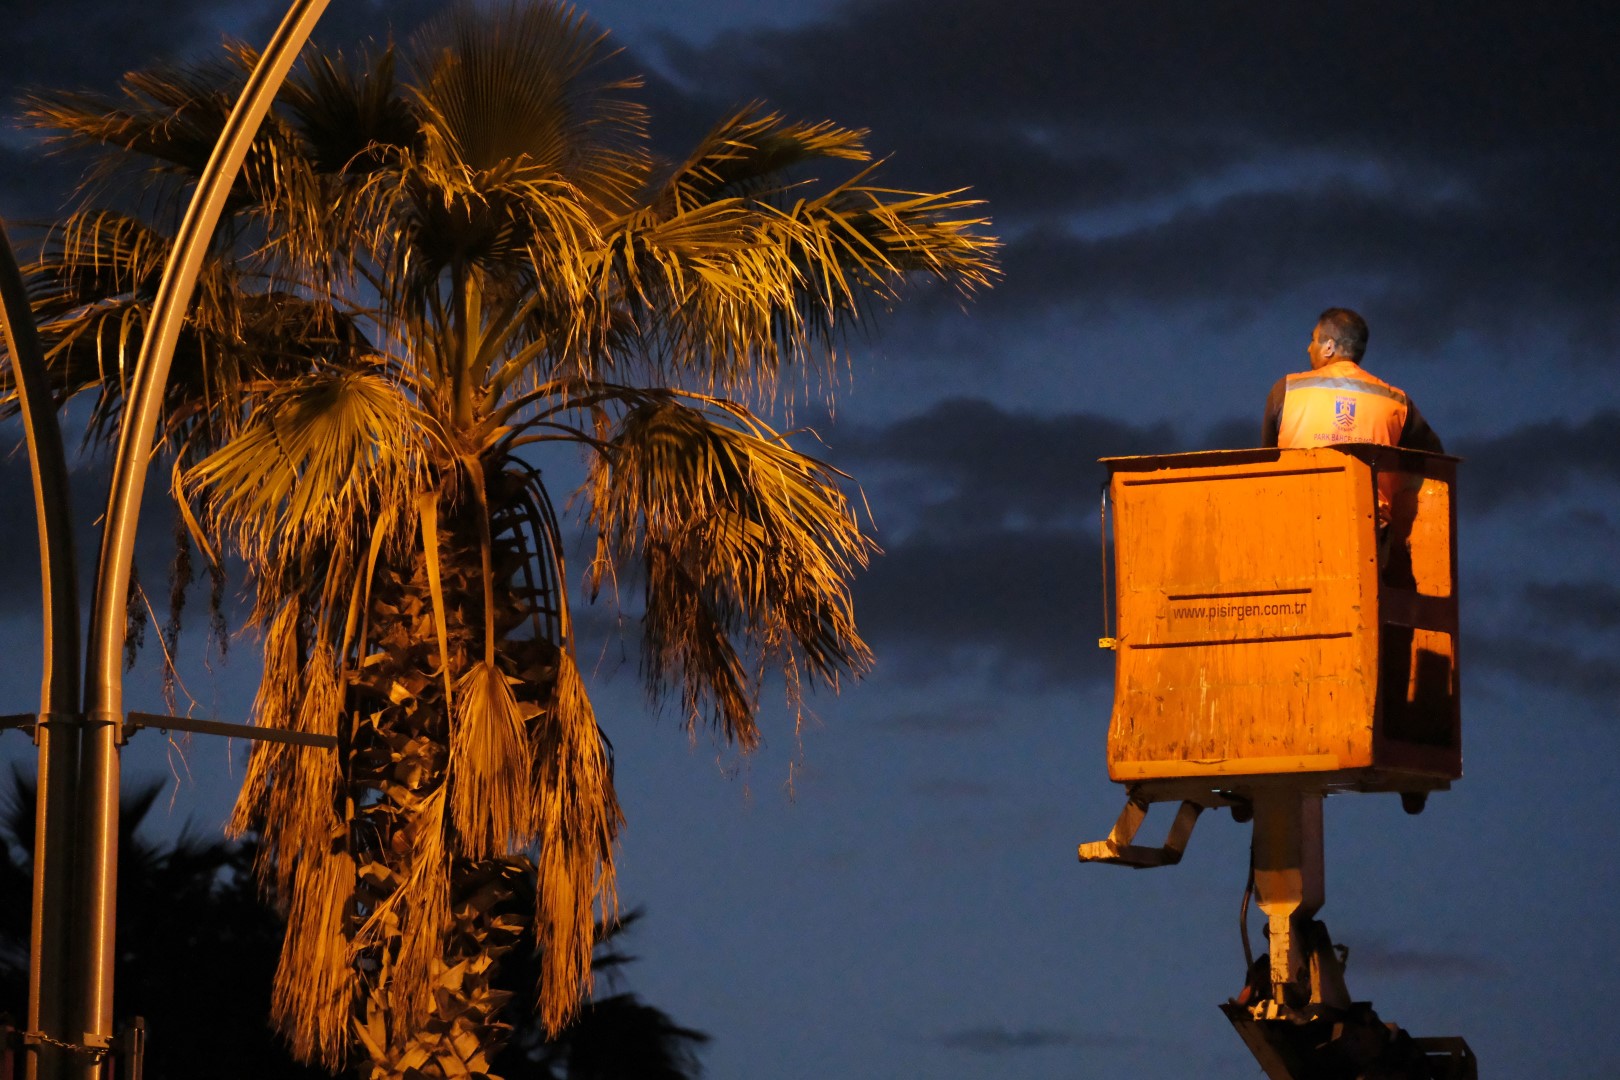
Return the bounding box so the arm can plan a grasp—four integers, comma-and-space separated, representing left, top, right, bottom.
1452, 412, 1620, 511
833, 400, 1267, 683
835, 399, 1251, 537
838, 398, 1174, 537
856, 527, 1106, 687
937, 1024, 1134, 1054
1465, 635, 1620, 703
0, 0, 224, 99
663, 0, 1620, 185
652, 0, 1620, 345
976, 186, 1618, 351
1349, 943, 1499, 979
0, 446, 194, 623
1519, 581, 1620, 632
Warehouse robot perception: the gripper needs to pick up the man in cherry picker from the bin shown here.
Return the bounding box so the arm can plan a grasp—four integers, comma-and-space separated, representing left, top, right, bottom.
1261, 307, 1443, 454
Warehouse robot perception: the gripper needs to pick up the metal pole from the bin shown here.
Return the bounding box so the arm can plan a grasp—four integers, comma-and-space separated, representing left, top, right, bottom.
69, 3, 332, 1076
0, 221, 83, 1080
1249, 790, 1324, 1008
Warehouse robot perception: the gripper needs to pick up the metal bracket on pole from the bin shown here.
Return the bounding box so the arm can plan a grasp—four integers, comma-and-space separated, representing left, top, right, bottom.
5, 713, 336, 752
123, 712, 336, 750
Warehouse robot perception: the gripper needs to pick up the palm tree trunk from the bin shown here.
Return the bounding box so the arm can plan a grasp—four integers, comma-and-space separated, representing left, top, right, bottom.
261, 469, 611, 1077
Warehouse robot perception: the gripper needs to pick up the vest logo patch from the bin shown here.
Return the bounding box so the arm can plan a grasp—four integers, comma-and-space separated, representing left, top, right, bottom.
1333, 396, 1357, 430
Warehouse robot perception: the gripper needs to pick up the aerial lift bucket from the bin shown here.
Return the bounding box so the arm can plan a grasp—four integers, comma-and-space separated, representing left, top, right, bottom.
1077, 445, 1473, 1079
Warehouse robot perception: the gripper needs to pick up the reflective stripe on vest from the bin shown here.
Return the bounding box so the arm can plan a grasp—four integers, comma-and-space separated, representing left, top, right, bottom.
1277, 366, 1409, 448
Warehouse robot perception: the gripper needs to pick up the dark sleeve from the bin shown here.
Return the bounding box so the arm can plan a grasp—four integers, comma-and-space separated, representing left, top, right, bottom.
1399, 400, 1444, 453
1261, 377, 1287, 447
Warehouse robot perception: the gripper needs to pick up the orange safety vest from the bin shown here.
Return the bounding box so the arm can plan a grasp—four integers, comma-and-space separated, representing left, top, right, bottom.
1276, 360, 1410, 448
1278, 360, 1415, 525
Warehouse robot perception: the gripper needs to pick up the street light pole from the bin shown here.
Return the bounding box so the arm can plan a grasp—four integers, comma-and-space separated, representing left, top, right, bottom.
0, 220, 83, 1080
1, 2, 332, 1077
69, 3, 333, 1072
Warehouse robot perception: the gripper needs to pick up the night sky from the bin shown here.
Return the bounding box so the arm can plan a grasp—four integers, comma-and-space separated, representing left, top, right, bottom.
2, 2, 1618, 1078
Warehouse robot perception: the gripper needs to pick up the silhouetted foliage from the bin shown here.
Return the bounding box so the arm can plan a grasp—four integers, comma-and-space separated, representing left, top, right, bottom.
0, 769, 705, 1078
0, 767, 327, 1079
493, 910, 709, 1079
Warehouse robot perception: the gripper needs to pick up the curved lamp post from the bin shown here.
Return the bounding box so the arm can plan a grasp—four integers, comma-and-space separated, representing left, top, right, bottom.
0, 220, 82, 1080
0, 1, 331, 1076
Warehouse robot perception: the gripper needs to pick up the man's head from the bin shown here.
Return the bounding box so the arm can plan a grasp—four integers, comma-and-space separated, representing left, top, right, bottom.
1308, 307, 1369, 368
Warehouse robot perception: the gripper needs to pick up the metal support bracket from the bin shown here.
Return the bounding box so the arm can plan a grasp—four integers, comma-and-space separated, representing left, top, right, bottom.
1078, 794, 1206, 868
0, 713, 37, 735
123, 712, 336, 750
4, 711, 334, 751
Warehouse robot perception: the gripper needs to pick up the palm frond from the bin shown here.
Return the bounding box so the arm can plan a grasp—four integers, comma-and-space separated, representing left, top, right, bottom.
180, 369, 440, 565
408, 0, 650, 213
228, 600, 302, 841
589, 198, 796, 390
33, 210, 172, 305
280, 41, 418, 177
591, 174, 997, 396
656, 105, 870, 213
238, 627, 356, 1066
23, 58, 243, 185
346, 144, 604, 345
775, 180, 1000, 297
531, 647, 621, 1033
241, 636, 346, 900
8, 209, 369, 459
270, 836, 356, 1071
449, 660, 538, 860
588, 396, 874, 743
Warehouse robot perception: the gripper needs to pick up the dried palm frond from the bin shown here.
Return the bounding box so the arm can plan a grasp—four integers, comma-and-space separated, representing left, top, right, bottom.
531, 648, 620, 1033
228, 599, 302, 843
271, 837, 357, 1071
247, 638, 346, 903
588, 394, 874, 744
449, 660, 538, 860
386, 787, 451, 1045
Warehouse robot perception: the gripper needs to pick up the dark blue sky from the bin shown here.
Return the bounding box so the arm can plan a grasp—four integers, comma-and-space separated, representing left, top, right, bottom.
2, 2, 1618, 1077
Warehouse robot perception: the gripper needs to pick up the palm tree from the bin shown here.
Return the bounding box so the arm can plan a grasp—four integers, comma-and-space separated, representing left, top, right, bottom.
9, 1, 995, 1074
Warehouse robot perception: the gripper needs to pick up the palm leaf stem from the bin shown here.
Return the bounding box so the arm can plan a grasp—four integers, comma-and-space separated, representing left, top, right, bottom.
463, 453, 499, 667
451, 260, 478, 428
481, 324, 557, 410
468, 289, 528, 378
489, 380, 644, 429
417, 488, 455, 708
500, 428, 605, 453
